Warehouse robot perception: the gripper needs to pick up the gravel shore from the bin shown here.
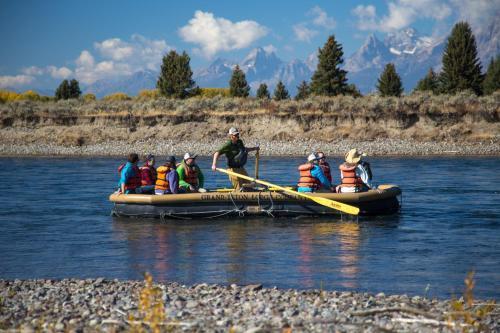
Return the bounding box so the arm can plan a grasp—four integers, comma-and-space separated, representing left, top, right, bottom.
1, 279, 498, 332
0, 138, 499, 157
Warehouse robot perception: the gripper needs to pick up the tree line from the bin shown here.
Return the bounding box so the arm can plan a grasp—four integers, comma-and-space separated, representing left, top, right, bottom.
54, 21, 498, 101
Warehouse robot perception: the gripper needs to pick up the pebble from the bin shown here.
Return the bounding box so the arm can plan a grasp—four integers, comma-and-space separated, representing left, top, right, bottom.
0, 278, 497, 332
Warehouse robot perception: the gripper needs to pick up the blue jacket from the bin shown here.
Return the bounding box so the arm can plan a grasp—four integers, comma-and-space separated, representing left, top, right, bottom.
118, 162, 136, 187
298, 164, 332, 192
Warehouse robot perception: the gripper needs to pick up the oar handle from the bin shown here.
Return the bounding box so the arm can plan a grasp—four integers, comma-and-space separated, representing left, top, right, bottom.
255, 150, 260, 179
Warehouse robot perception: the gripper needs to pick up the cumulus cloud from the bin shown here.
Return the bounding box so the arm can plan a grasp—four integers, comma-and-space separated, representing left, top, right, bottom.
95, 38, 134, 61
308, 6, 336, 29
263, 44, 278, 54
0, 75, 35, 89
47, 66, 72, 79
179, 11, 268, 58
21, 66, 45, 76
352, 0, 452, 32
293, 24, 318, 42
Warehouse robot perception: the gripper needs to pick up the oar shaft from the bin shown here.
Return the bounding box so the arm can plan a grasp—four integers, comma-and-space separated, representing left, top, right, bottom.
255, 150, 260, 179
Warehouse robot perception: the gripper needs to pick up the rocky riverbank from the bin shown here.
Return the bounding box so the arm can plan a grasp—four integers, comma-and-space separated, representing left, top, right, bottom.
1, 279, 498, 332
1, 138, 499, 157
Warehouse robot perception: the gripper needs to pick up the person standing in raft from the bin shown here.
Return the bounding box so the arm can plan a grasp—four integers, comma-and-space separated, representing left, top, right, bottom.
177, 153, 205, 192
155, 156, 179, 195
211, 127, 260, 191
118, 153, 150, 194
316, 151, 333, 184
139, 154, 156, 194
297, 153, 335, 193
337, 148, 373, 193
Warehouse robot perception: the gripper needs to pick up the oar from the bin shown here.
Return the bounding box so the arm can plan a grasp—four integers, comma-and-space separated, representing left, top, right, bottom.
254, 150, 260, 179
216, 167, 360, 215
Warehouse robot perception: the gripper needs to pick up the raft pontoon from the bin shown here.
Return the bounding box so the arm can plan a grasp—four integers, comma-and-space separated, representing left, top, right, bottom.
109, 185, 401, 219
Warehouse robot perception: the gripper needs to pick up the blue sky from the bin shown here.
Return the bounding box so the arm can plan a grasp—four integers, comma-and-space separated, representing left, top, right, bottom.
0, 0, 489, 90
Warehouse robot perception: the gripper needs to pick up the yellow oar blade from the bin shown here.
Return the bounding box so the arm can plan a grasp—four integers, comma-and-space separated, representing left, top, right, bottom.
216, 167, 360, 215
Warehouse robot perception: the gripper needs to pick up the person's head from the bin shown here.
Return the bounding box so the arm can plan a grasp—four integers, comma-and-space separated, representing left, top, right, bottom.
183, 152, 197, 166
145, 154, 155, 166
307, 152, 319, 164
317, 151, 326, 164
165, 155, 176, 167
344, 148, 366, 164
228, 127, 240, 143
128, 153, 139, 164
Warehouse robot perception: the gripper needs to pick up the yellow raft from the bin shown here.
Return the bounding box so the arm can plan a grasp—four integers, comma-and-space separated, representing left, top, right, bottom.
109, 185, 401, 219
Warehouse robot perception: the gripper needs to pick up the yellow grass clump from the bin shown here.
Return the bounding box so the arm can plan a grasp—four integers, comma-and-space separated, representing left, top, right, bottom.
102, 92, 132, 101
199, 87, 231, 98
137, 89, 161, 100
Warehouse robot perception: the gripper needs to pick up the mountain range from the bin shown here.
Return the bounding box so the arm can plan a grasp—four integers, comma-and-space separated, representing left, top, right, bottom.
83, 21, 499, 97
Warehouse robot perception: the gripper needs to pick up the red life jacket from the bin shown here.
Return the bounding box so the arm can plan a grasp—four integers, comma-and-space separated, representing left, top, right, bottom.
339, 163, 363, 192
155, 165, 174, 191
121, 164, 142, 191
297, 163, 321, 190
182, 161, 199, 186
319, 161, 332, 183
140, 164, 156, 186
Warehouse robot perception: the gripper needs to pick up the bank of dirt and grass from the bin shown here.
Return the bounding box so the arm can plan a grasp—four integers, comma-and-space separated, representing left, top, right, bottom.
0, 92, 499, 156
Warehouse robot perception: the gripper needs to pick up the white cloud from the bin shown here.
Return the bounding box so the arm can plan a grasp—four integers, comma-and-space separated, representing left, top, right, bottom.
0, 75, 35, 89
95, 38, 134, 61
308, 6, 336, 29
21, 66, 45, 76
293, 24, 318, 42
76, 50, 95, 68
47, 66, 72, 79
179, 11, 268, 58
263, 44, 277, 54
352, 0, 452, 32
451, 0, 499, 30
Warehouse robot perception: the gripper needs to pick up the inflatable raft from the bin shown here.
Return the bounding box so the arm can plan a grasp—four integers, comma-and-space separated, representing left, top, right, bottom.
109, 184, 401, 219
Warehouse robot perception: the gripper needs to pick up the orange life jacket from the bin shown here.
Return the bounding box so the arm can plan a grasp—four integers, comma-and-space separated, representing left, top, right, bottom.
119, 164, 142, 191
140, 164, 156, 186
319, 161, 332, 183
155, 165, 174, 191
181, 161, 199, 186
297, 163, 321, 190
339, 163, 363, 191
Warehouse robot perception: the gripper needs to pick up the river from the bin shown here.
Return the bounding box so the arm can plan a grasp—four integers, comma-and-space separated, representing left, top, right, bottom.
0, 156, 498, 299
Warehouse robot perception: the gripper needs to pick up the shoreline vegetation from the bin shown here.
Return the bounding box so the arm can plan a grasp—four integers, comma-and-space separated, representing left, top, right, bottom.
1, 92, 499, 157
1, 276, 497, 332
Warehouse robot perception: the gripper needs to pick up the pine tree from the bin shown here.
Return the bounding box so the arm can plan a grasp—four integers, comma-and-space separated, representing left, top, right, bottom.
273, 81, 290, 101
295, 81, 310, 100
256, 83, 270, 99
415, 68, 440, 93
69, 79, 81, 99
440, 21, 483, 95
55, 79, 70, 100
229, 65, 250, 97
157, 50, 198, 99
377, 63, 404, 97
310, 35, 348, 96
483, 56, 500, 95
345, 83, 362, 97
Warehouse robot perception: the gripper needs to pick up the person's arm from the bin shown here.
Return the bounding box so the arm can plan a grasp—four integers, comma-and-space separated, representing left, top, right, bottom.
312, 165, 333, 189
197, 165, 204, 188
356, 164, 372, 188
176, 165, 190, 189
169, 171, 179, 194
119, 164, 130, 193
211, 152, 220, 171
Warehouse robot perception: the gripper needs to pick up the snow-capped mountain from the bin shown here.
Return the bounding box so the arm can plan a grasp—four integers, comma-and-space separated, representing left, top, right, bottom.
84, 70, 158, 98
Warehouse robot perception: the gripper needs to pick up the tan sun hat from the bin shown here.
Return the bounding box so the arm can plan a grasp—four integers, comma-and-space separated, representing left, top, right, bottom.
345, 148, 366, 164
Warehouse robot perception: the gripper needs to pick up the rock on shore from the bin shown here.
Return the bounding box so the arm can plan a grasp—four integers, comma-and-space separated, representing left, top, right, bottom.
1, 279, 497, 332
0, 138, 499, 157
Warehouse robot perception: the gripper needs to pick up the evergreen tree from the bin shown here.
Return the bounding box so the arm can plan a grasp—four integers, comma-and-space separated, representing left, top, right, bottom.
310, 35, 348, 96
295, 81, 310, 100
157, 50, 198, 99
69, 79, 81, 99
377, 63, 404, 97
483, 56, 500, 95
345, 83, 362, 97
415, 68, 440, 93
55, 79, 70, 100
256, 83, 270, 99
273, 81, 290, 101
229, 65, 250, 97
440, 21, 483, 95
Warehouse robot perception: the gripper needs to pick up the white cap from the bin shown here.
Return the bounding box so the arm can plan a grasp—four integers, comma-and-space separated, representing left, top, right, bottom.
307, 153, 319, 162
228, 127, 239, 135
184, 152, 197, 160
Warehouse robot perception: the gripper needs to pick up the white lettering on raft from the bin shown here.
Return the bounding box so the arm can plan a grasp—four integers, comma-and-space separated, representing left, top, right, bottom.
200, 194, 308, 201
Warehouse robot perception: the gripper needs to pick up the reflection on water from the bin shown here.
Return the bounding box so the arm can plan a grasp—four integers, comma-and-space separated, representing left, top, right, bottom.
0, 156, 499, 298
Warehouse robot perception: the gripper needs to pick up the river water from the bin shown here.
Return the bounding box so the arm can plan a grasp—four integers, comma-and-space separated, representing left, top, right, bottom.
0, 156, 499, 299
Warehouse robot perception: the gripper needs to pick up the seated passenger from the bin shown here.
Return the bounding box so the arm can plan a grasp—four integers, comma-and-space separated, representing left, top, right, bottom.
155, 156, 179, 195
118, 153, 147, 194
139, 154, 156, 194
316, 151, 333, 184
337, 148, 373, 193
177, 153, 205, 192
297, 153, 335, 193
